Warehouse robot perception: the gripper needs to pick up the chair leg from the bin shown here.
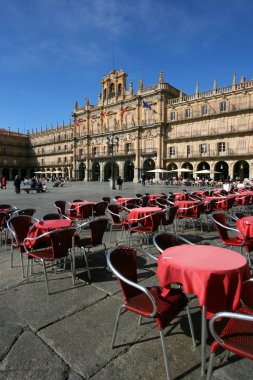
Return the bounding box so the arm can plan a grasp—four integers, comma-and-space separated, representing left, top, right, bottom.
111, 304, 125, 349
82, 247, 91, 281
159, 330, 173, 380
42, 260, 50, 294
206, 352, 215, 380
20, 252, 25, 278
186, 304, 196, 347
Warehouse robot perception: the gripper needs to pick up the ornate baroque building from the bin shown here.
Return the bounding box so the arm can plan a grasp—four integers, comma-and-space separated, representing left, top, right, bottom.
2, 70, 253, 181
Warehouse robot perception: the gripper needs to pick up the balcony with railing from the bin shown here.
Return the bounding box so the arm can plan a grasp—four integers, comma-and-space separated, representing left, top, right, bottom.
164, 148, 252, 160
166, 123, 253, 141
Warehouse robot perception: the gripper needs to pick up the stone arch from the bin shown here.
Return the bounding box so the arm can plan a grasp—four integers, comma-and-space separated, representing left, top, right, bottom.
166, 162, 178, 171
143, 158, 155, 174
104, 161, 119, 181
233, 160, 249, 180
214, 161, 229, 181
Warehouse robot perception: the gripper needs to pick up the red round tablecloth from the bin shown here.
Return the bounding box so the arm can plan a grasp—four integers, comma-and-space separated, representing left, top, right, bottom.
157, 245, 250, 317
26, 219, 74, 248
237, 216, 253, 239
68, 201, 95, 217
127, 207, 162, 226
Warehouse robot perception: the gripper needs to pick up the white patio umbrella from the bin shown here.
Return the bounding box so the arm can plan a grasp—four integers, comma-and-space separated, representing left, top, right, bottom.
33, 171, 46, 174
194, 169, 221, 174
52, 170, 65, 174
146, 168, 170, 173
168, 168, 193, 173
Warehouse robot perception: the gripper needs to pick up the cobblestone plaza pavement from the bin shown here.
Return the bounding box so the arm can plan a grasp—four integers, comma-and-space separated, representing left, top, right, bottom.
0, 181, 252, 380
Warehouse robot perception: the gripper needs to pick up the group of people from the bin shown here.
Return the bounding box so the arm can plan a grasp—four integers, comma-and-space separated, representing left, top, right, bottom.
13, 175, 48, 194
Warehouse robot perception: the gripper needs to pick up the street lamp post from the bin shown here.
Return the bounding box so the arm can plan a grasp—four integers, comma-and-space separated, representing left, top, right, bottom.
106, 134, 119, 189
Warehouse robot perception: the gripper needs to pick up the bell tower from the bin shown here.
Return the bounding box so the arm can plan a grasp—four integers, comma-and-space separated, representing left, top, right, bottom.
101, 70, 127, 105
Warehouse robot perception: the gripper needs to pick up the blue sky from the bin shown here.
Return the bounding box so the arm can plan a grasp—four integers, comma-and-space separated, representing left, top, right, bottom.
1, 0, 252, 133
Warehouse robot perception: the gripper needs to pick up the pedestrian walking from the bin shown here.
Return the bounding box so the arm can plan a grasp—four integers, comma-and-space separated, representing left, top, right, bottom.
141, 174, 146, 186
116, 176, 123, 190
14, 175, 21, 193
1, 175, 7, 189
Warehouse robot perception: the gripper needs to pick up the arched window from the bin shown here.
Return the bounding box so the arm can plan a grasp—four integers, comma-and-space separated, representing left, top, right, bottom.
118, 84, 122, 96
109, 83, 115, 98
104, 89, 107, 100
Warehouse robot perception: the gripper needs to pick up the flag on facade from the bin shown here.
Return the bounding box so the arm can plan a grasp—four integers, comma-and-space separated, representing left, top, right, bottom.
74, 119, 80, 127
102, 110, 106, 119
143, 101, 152, 110
119, 107, 125, 119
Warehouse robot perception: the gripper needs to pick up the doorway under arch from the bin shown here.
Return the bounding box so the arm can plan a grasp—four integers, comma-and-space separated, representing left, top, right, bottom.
215, 161, 228, 181
79, 162, 86, 181
124, 160, 134, 182
143, 158, 155, 175
104, 161, 119, 181
92, 162, 100, 181
233, 160, 249, 180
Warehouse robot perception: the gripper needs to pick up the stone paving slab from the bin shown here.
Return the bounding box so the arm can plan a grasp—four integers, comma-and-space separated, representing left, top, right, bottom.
38, 296, 160, 379
0, 330, 69, 380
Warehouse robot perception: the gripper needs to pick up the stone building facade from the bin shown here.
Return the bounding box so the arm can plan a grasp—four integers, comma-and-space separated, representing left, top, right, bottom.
2, 70, 253, 182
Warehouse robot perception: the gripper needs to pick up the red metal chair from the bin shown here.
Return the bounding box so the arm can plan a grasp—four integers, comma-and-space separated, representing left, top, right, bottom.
107, 245, 196, 380
161, 205, 179, 233
24, 226, 76, 294
54, 200, 68, 216
177, 203, 204, 232
73, 218, 108, 282
207, 279, 253, 380
211, 213, 253, 267
93, 201, 108, 218
128, 211, 164, 250
7, 215, 39, 277
107, 204, 128, 242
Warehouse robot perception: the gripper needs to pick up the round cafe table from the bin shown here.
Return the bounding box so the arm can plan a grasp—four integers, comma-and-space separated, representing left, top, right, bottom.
26, 219, 74, 248
127, 207, 162, 226
237, 216, 253, 239
157, 244, 250, 376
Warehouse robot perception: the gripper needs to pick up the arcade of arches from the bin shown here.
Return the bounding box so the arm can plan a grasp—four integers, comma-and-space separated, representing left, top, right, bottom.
70, 159, 250, 182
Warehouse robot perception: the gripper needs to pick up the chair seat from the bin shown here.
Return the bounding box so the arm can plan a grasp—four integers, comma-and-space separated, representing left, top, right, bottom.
210, 307, 253, 359
28, 248, 55, 261
130, 226, 153, 233
125, 287, 188, 330
74, 236, 92, 248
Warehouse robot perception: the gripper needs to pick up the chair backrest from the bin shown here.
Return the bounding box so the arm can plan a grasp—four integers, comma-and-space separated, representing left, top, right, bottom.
90, 218, 108, 245
153, 232, 177, 253
155, 197, 169, 208
136, 193, 143, 198
153, 232, 194, 253
149, 211, 164, 232
234, 212, 245, 220
73, 199, 84, 202
102, 196, 111, 204
125, 198, 140, 206
93, 201, 109, 217
226, 196, 236, 210
7, 215, 37, 246
163, 205, 179, 225
42, 213, 61, 220
79, 203, 93, 219
48, 228, 76, 259
0, 211, 7, 229
16, 208, 36, 216
107, 204, 122, 224
211, 213, 229, 241
0, 204, 11, 210
54, 200, 67, 215
139, 195, 149, 207
107, 246, 139, 298
204, 199, 216, 214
